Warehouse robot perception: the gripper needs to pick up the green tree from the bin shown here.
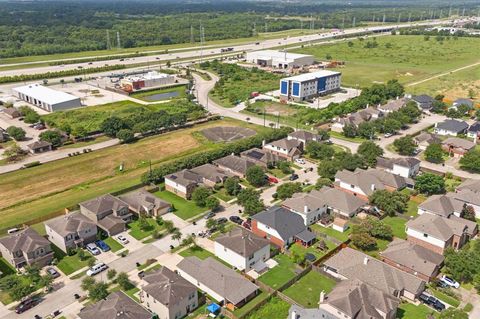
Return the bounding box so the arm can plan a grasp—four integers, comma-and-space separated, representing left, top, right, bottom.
191, 186, 211, 207
72, 125, 88, 141
101, 116, 130, 137
107, 269, 117, 280
415, 173, 445, 195
224, 177, 241, 196
317, 129, 330, 141
163, 220, 175, 233
39, 130, 63, 147
369, 190, 409, 216
437, 308, 468, 319
237, 188, 264, 215
246, 165, 267, 187
357, 141, 383, 167
351, 232, 377, 251
459, 150, 480, 173
6, 126, 26, 141
393, 135, 416, 156
205, 196, 220, 211
19, 106, 40, 124
89, 282, 109, 301
425, 143, 445, 163
277, 161, 293, 174
116, 272, 133, 290
315, 178, 332, 190
10, 282, 35, 301
383, 118, 402, 134
81, 277, 96, 292
171, 229, 182, 243
342, 124, 357, 138
206, 218, 217, 230
357, 122, 376, 140
40, 274, 54, 292
137, 215, 151, 231
87, 258, 96, 268
77, 249, 87, 261
318, 160, 342, 180
461, 205, 476, 222
306, 141, 334, 160
276, 182, 302, 200
116, 129, 135, 143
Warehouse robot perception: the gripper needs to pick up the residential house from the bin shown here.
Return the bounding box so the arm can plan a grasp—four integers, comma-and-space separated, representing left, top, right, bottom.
77, 291, 152, 319
0, 129, 5, 143
378, 97, 408, 114
441, 137, 475, 157
176, 256, 259, 309
119, 189, 171, 217
2, 107, 21, 119
434, 119, 469, 136
140, 267, 198, 319
79, 194, 132, 236
376, 157, 421, 178
240, 147, 280, 168
287, 130, 323, 145
323, 247, 425, 300
165, 164, 230, 199
263, 138, 303, 161
27, 140, 52, 154
251, 206, 316, 249
213, 154, 256, 178
214, 227, 270, 272
334, 168, 410, 201
45, 211, 97, 253
414, 132, 441, 151
406, 213, 477, 254
380, 239, 444, 282
0, 228, 53, 269
455, 179, 480, 218
451, 98, 474, 111
289, 279, 399, 319
418, 194, 464, 218
331, 107, 382, 133
467, 122, 480, 142
411, 95, 434, 110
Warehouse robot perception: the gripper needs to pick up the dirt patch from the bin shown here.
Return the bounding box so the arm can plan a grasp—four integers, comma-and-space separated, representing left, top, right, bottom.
443, 79, 480, 105
264, 104, 297, 116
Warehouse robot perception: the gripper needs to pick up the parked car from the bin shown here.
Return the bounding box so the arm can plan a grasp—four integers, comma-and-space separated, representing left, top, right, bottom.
117, 235, 129, 245
86, 262, 108, 276
95, 240, 111, 252
216, 217, 227, 224
427, 296, 445, 311
229, 216, 243, 225
242, 221, 251, 230
268, 176, 279, 184
419, 293, 430, 304
289, 174, 299, 181
383, 132, 394, 138
440, 275, 460, 289
138, 271, 145, 279
204, 211, 216, 219
295, 158, 305, 165
15, 297, 40, 314
86, 243, 100, 255
46, 267, 60, 279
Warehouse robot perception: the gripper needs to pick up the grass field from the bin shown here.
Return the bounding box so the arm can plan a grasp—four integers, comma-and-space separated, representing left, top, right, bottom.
103, 237, 123, 252
154, 189, 206, 220
244, 296, 290, 319
258, 254, 297, 289
233, 291, 269, 318
283, 271, 336, 308
130, 85, 187, 102
294, 35, 480, 88
53, 245, 93, 275
128, 218, 165, 240
397, 302, 437, 319
382, 216, 408, 239
0, 119, 266, 232
311, 224, 351, 242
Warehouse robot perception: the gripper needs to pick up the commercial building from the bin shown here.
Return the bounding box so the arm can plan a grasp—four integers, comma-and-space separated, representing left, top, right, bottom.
12, 83, 81, 112
245, 50, 314, 69
120, 71, 175, 92
279, 71, 341, 102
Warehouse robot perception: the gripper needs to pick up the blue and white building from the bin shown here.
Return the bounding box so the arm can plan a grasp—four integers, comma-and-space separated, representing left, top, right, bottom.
279, 70, 341, 102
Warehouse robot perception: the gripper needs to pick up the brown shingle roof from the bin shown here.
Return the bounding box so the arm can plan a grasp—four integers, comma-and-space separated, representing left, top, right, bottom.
406, 214, 473, 240
78, 291, 151, 319
441, 137, 475, 150
142, 267, 196, 306
213, 155, 256, 176
119, 189, 170, 212
419, 194, 464, 217
0, 227, 50, 254
45, 211, 97, 237
215, 227, 269, 257
27, 140, 52, 150
80, 194, 129, 216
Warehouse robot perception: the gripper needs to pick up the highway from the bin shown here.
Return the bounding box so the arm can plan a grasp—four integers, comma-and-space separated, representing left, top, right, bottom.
0, 19, 456, 78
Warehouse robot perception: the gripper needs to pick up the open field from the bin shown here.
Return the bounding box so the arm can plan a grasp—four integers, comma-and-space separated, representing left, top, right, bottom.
0, 119, 267, 231
294, 35, 480, 88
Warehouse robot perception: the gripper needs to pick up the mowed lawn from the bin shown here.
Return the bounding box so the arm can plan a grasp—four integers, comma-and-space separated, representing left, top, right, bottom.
294, 35, 480, 87
154, 189, 206, 220
282, 271, 336, 308
258, 254, 297, 289
0, 119, 265, 231
397, 302, 436, 319
382, 216, 408, 239
244, 296, 290, 319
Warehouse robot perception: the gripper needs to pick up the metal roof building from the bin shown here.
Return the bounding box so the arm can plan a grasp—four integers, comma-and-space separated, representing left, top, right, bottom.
245, 50, 314, 68
12, 83, 81, 112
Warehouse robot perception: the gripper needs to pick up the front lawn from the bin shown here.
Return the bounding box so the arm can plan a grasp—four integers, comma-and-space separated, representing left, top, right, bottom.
282, 271, 336, 308
244, 296, 290, 319
53, 245, 93, 275
103, 237, 123, 252
430, 288, 461, 308
311, 224, 351, 242
397, 302, 436, 319
258, 254, 297, 289
214, 188, 235, 202
179, 246, 215, 260
268, 168, 288, 179
154, 189, 206, 220
382, 216, 408, 239
127, 217, 165, 240
0, 257, 16, 277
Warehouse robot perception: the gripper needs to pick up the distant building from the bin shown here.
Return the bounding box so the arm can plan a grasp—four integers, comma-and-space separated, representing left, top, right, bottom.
434, 119, 469, 136
452, 98, 474, 110
245, 50, 314, 69
27, 140, 53, 154
287, 130, 323, 145
2, 107, 21, 119
441, 137, 475, 157
331, 107, 382, 133
378, 97, 409, 114
12, 83, 81, 112
411, 95, 434, 110
120, 71, 175, 92
279, 71, 341, 102
467, 122, 480, 141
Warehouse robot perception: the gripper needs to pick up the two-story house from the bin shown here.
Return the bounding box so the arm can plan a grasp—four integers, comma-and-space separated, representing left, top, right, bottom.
213, 154, 256, 178
0, 228, 54, 269
78, 291, 152, 319
263, 138, 303, 161
434, 119, 469, 136
376, 157, 420, 178
45, 211, 98, 253
79, 194, 132, 236
119, 189, 171, 218
287, 130, 323, 145
140, 267, 198, 319
214, 227, 270, 272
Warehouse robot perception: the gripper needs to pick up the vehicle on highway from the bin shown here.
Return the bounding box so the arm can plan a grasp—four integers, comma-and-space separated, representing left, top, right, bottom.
268, 176, 279, 184
295, 158, 305, 165
229, 216, 243, 225
204, 211, 216, 219
117, 235, 129, 245
95, 240, 111, 252
15, 297, 40, 314
86, 262, 108, 276
440, 275, 460, 289
46, 267, 60, 279
86, 243, 100, 255
289, 174, 299, 181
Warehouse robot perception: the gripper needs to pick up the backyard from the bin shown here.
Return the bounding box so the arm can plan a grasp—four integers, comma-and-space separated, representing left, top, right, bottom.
244, 296, 290, 319
154, 189, 206, 220
382, 216, 408, 239
294, 35, 480, 88
258, 254, 298, 289
310, 224, 351, 242
282, 271, 336, 308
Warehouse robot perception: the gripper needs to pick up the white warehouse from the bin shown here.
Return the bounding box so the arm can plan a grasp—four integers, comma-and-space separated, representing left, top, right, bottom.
245, 50, 314, 69
12, 83, 82, 112
279, 70, 341, 102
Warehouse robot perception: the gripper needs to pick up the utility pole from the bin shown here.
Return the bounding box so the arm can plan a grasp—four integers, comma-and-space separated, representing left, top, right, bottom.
462, 7, 466, 17
116, 31, 121, 50
106, 30, 111, 50
408, 13, 411, 23
253, 22, 257, 37
190, 25, 194, 43
398, 13, 401, 23
382, 13, 386, 24
200, 25, 205, 63
448, 6, 452, 17
352, 16, 356, 28
264, 22, 268, 33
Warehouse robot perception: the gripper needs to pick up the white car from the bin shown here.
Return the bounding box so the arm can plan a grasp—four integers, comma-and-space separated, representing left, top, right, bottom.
295, 158, 306, 165
117, 235, 129, 245
86, 262, 108, 276
440, 275, 460, 289
86, 243, 100, 255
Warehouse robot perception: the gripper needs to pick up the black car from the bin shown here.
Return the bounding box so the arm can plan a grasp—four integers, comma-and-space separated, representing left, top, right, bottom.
229, 216, 243, 225
289, 174, 299, 181
217, 217, 228, 224
15, 297, 40, 314
419, 293, 430, 304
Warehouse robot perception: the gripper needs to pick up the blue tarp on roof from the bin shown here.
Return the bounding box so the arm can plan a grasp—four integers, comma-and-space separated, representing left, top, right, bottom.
207, 303, 221, 314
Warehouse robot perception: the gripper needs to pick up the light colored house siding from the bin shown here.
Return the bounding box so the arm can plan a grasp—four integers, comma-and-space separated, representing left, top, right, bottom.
141, 289, 198, 319
263, 144, 288, 156
337, 180, 368, 197
256, 221, 290, 245
287, 207, 327, 226
177, 269, 224, 304
214, 242, 270, 272
406, 227, 446, 249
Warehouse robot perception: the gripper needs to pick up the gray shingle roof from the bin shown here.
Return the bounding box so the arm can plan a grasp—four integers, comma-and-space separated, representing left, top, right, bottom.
381, 239, 444, 278
379, 98, 408, 112
252, 206, 306, 241
376, 157, 420, 170
442, 137, 475, 150
213, 155, 256, 176
288, 305, 338, 319
142, 267, 196, 306
435, 119, 469, 133
418, 194, 464, 217
80, 194, 129, 216
78, 291, 151, 319
45, 211, 97, 237
27, 140, 52, 150
0, 227, 50, 254
457, 179, 480, 193
335, 168, 408, 196
177, 256, 258, 305
453, 98, 473, 108
215, 227, 270, 257
406, 214, 474, 240
324, 247, 425, 296
240, 147, 280, 164
288, 130, 321, 142
414, 132, 441, 145
267, 138, 303, 152
119, 189, 170, 212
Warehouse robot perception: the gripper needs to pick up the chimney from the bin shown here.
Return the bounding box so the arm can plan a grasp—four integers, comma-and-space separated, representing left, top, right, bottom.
364, 256, 369, 265
231, 152, 235, 156
304, 205, 309, 213
291, 310, 297, 319
371, 184, 375, 191
319, 290, 325, 305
